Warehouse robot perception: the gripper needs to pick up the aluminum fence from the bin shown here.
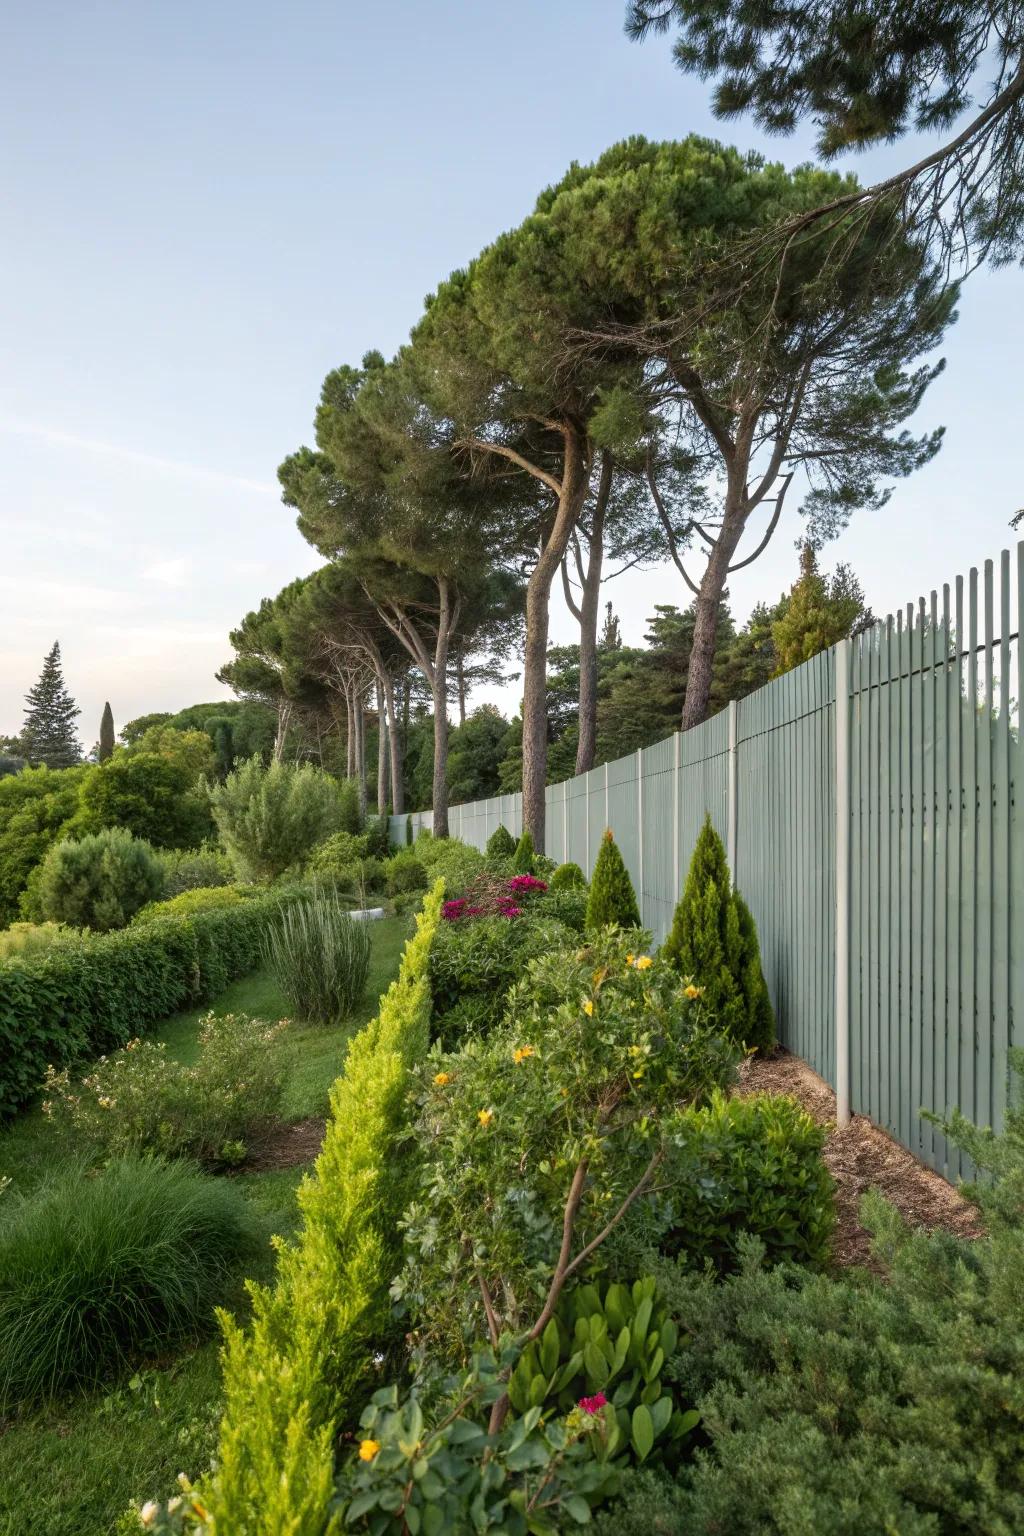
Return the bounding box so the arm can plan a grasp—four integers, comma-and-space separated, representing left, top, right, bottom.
391, 541, 1023, 1177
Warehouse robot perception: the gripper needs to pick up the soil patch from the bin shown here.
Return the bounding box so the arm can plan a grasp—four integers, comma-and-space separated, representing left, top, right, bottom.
737, 1051, 983, 1267
243, 1116, 327, 1172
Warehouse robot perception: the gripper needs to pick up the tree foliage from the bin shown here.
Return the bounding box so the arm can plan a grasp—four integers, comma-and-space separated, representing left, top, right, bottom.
32, 827, 164, 932
585, 830, 641, 931
21, 643, 81, 770
207, 757, 341, 883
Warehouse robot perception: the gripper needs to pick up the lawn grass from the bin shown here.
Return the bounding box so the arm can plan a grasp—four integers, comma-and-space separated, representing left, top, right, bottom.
0, 914, 411, 1536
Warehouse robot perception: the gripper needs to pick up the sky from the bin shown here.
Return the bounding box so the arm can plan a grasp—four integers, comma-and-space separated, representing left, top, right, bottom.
1, 0, 1021, 742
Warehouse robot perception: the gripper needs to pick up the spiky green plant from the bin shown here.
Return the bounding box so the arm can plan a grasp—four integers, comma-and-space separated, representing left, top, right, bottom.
263, 892, 372, 1025
511, 829, 535, 874
584, 829, 640, 931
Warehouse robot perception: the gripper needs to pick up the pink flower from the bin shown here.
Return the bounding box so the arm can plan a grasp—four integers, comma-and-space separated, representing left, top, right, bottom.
442, 899, 468, 921
508, 875, 548, 894
578, 1393, 608, 1415
499, 905, 523, 918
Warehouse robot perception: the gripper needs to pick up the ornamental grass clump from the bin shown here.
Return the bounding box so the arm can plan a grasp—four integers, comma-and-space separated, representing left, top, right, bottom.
263, 890, 372, 1024
0, 1155, 262, 1407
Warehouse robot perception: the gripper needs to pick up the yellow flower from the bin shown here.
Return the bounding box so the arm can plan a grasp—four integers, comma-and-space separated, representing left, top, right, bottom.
513, 1045, 535, 1065
683, 983, 703, 1000
632, 1068, 645, 1080
433, 1071, 452, 1085
139, 1504, 158, 1528
478, 1108, 494, 1127
625, 954, 635, 967
98, 1096, 116, 1110
358, 1439, 380, 1462
583, 1000, 594, 1017
634, 955, 653, 971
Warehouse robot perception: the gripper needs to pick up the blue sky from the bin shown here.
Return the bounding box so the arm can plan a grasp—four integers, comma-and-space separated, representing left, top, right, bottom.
1, 0, 1021, 741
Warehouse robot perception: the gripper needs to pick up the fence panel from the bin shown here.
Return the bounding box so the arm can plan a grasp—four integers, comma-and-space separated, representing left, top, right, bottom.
394, 539, 1022, 1176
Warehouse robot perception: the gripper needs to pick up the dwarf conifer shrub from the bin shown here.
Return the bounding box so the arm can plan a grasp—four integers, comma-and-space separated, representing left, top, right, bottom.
485, 823, 517, 864
585, 829, 641, 931
512, 828, 535, 873
663, 817, 775, 1051
551, 860, 586, 890
263, 892, 372, 1025
33, 827, 164, 932
0, 1156, 261, 1406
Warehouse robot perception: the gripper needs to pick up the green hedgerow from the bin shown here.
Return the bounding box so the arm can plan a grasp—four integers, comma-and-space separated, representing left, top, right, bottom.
485, 824, 517, 864
550, 860, 586, 891
0, 1156, 262, 1407
0, 921, 69, 962
511, 828, 535, 874
132, 885, 245, 924
385, 850, 428, 897
662, 818, 775, 1052
585, 829, 640, 931
33, 827, 164, 932
263, 892, 372, 1025
151, 844, 234, 898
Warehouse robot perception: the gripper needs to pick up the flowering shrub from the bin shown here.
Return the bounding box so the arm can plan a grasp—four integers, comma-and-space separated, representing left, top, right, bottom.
42, 1012, 285, 1168
428, 913, 574, 1046
398, 929, 738, 1365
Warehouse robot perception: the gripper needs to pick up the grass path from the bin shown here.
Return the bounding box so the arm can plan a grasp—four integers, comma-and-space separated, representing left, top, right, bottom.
0, 915, 409, 1536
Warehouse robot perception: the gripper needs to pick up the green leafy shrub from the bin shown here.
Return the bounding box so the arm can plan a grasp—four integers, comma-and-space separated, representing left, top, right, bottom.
0, 1156, 262, 1407
385, 849, 428, 896
78, 752, 212, 849
203, 886, 443, 1534
0, 921, 68, 961
399, 930, 738, 1361
585, 829, 640, 931
364, 815, 392, 860
308, 829, 370, 873
590, 1469, 690, 1535
427, 913, 573, 1046
507, 1277, 698, 1465
207, 757, 341, 883
132, 885, 245, 924
263, 892, 373, 1025
551, 860, 586, 890
41, 1012, 285, 1168
338, 778, 364, 835
662, 817, 775, 1052
0, 762, 87, 926
534, 885, 588, 933
338, 1365, 619, 1534
415, 836, 486, 892
405, 814, 414, 846
33, 827, 164, 931
511, 828, 535, 873
657, 1091, 834, 1271
485, 823, 517, 864
153, 844, 234, 897
0, 887, 303, 1118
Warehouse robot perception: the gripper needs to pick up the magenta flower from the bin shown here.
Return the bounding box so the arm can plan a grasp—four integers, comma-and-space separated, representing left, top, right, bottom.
442, 899, 468, 921
508, 875, 548, 894
578, 1393, 608, 1415
499, 905, 523, 918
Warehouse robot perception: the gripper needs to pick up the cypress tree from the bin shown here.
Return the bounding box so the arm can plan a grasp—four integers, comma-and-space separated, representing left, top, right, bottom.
663, 815, 774, 1051
512, 829, 535, 874
585, 829, 641, 931
21, 642, 82, 769
485, 823, 517, 864
98, 702, 115, 763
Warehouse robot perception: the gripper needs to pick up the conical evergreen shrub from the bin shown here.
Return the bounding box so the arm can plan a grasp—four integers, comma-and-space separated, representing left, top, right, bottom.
550, 861, 585, 891
485, 824, 516, 864
663, 816, 774, 1051
585, 829, 640, 931
512, 829, 535, 874
734, 890, 776, 1053
98, 702, 115, 763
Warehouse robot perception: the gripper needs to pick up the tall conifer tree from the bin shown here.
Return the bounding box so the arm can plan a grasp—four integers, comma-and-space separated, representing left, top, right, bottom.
98, 702, 115, 763
21, 642, 82, 768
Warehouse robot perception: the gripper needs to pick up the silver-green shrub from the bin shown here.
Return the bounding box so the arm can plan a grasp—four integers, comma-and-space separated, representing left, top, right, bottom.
207, 757, 342, 883
33, 827, 164, 931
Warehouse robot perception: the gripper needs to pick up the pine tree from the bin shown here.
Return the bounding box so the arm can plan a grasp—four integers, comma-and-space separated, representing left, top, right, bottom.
98, 702, 115, 763
486, 823, 517, 864
585, 829, 641, 931
663, 817, 775, 1050
512, 829, 535, 874
21, 642, 82, 769
598, 601, 622, 651
771, 545, 871, 675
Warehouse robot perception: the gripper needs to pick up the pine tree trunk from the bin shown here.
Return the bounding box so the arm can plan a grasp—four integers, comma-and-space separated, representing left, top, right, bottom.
522, 431, 591, 853
376, 678, 388, 815
575, 453, 611, 776
345, 685, 355, 778
681, 505, 746, 730
431, 579, 452, 839
355, 696, 368, 819
383, 674, 404, 816
274, 699, 292, 762
456, 648, 467, 727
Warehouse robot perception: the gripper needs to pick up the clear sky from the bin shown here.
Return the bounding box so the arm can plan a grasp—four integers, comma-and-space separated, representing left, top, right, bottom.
2, 0, 1021, 742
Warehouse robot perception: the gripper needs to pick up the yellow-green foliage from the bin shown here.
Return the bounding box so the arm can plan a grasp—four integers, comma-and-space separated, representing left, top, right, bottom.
203, 882, 444, 1535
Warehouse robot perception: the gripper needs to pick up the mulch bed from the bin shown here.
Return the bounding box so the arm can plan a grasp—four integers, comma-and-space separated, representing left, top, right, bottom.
737, 1050, 984, 1267
243, 1116, 327, 1172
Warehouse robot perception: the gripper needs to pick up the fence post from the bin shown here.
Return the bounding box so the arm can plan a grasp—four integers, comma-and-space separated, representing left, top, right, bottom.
727, 701, 738, 880
585, 770, 591, 874
604, 761, 609, 829
562, 778, 568, 863
834, 637, 852, 1128
673, 732, 681, 898
636, 747, 644, 922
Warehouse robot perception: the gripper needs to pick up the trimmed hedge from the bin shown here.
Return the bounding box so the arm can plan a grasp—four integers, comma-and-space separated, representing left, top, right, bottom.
0, 889, 304, 1118
205, 882, 443, 1534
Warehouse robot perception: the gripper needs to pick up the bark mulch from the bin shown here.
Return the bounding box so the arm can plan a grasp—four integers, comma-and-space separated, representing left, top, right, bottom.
737, 1050, 983, 1267
242, 1116, 327, 1172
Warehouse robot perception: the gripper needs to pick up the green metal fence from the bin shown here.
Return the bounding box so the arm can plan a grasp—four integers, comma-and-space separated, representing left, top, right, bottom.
391, 542, 1023, 1176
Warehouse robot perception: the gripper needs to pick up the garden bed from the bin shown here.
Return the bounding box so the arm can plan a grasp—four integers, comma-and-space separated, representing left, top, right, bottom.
737, 1049, 983, 1266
